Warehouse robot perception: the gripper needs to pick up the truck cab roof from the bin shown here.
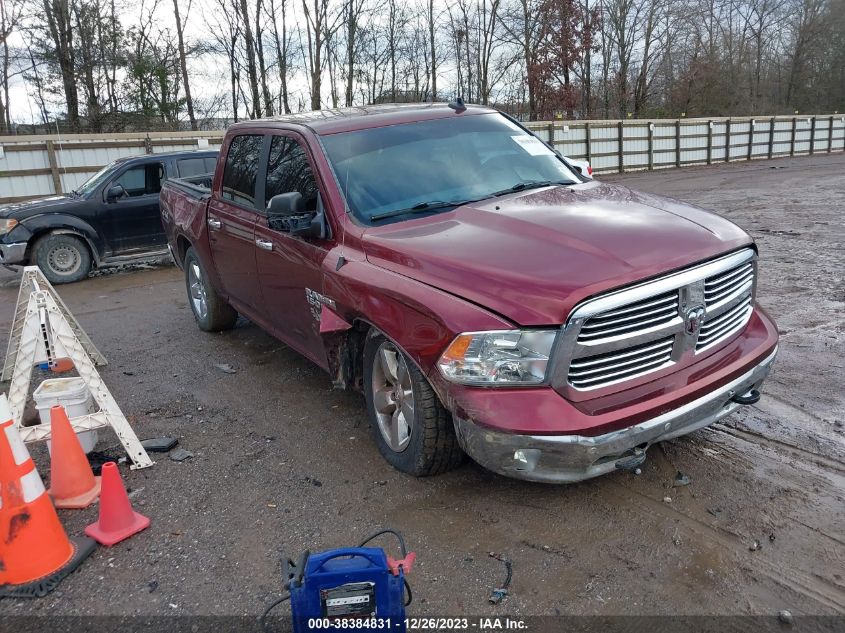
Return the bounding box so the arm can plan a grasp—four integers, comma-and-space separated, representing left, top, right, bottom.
228, 102, 496, 136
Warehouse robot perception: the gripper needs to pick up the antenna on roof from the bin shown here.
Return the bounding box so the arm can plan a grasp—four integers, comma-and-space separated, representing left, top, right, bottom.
448, 97, 467, 113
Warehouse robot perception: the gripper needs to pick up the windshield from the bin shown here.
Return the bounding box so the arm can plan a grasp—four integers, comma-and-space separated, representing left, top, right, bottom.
75, 161, 121, 196
320, 113, 581, 224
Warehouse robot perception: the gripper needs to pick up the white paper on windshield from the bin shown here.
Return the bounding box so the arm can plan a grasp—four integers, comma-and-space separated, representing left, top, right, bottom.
511, 135, 555, 156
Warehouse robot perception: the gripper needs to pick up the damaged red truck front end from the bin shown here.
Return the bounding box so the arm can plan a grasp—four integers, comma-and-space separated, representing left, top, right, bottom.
160, 103, 778, 483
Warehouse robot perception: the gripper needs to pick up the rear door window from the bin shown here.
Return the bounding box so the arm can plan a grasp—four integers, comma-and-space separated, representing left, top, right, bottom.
178, 157, 205, 177
177, 156, 218, 178
222, 135, 263, 207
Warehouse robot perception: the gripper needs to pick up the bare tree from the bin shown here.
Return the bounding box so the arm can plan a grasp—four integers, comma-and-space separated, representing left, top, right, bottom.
0, 0, 24, 131
302, 0, 338, 109
39, 0, 80, 127
266, 0, 293, 113
426, 0, 438, 99
238, 0, 262, 116
339, 0, 366, 106
475, 0, 502, 105
207, 0, 242, 121
172, 0, 197, 129
4, 0, 845, 130
501, 0, 546, 119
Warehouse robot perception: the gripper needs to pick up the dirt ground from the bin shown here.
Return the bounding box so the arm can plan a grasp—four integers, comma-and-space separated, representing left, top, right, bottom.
1, 154, 843, 621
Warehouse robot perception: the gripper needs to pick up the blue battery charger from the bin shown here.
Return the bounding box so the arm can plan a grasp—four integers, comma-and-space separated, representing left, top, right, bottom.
289, 547, 408, 632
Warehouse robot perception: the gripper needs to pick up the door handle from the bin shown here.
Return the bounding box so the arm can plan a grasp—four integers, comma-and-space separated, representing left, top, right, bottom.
255, 239, 274, 251
208, 217, 222, 230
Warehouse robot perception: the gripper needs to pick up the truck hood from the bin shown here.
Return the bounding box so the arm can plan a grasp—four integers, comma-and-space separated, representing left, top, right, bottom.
0, 195, 77, 218
362, 181, 753, 325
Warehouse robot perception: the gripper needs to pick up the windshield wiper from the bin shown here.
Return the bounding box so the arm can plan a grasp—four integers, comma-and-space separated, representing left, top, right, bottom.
368, 180, 577, 222
488, 180, 576, 198
370, 200, 470, 222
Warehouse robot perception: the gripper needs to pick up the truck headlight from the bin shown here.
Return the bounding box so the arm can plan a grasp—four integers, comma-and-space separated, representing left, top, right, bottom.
437, 330, 557, 385
0, 219, 18, 236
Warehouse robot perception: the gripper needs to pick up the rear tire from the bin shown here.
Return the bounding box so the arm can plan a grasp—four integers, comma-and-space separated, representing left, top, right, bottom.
184, 247, 237, 331
363, 332, 464, 476
32, 233, 92, 284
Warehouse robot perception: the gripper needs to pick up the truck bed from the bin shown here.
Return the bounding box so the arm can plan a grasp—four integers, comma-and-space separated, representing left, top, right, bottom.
160, 174, 215, 263
164, 174, 213, 199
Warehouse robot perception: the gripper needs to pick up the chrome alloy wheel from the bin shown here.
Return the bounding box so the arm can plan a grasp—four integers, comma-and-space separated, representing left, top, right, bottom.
188, 262, 209, 319
371, 341, 415, 452
47, 245, 81, 276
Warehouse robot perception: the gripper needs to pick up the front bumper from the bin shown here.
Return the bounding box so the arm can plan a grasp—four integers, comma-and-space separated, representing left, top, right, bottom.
0, 241, 27, 265
454, 346, 777, 483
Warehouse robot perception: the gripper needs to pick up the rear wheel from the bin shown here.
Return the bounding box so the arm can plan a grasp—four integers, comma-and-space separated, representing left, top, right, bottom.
363, 332, 464, 476
184, 247, 237, 331
32, 233, 92, 284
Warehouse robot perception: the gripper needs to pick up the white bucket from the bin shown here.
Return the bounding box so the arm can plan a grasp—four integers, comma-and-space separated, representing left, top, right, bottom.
33, 377, 98, 454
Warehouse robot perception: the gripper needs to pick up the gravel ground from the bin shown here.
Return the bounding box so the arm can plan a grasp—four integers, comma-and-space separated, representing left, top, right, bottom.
0, 154, 843, 621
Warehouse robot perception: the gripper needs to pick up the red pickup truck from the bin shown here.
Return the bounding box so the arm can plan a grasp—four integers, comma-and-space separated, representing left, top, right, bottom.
159, 103, 778, 483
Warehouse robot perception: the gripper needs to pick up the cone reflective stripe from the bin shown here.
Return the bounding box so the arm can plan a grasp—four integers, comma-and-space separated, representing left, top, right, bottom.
84, 462, 149, 546
0, 394, 95, 597
48, 404, 101, 509
19, 468, 47, 503
5, 418, 31, 466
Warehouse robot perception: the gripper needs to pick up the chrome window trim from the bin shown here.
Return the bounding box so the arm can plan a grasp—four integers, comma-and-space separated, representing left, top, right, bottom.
551, 248, 757, 397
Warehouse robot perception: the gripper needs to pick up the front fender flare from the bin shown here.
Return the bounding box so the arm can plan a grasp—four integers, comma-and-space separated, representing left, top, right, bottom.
17, 214, 105, 263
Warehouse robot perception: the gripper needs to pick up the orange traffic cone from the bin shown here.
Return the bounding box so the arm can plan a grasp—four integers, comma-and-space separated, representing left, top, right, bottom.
84, 462, 149, 546
0, 394, 96, 598
48, 405, 101, 508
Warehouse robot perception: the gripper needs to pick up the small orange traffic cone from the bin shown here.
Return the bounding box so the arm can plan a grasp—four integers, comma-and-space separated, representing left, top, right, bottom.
85, 462, 149, 546
48, 405, 100, 508
0, 394, 96, 598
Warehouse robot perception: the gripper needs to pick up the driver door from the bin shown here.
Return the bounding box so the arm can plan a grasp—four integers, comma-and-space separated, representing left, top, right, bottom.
100, 160, 166, 253
254, 134, 332, 369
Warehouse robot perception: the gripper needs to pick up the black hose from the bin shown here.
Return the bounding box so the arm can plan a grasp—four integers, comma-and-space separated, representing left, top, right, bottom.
501, 559, 513, 589
357, 529, 407, 557
259, 593, 290, 633
358, 529, 412, 606
403, 578, 413, 607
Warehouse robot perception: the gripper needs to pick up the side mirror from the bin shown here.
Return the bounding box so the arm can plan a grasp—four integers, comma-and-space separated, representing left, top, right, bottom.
572, 165, 584, 175
267, 191, 305, 218
267, 192, 327, 238
106, 184, 126, 201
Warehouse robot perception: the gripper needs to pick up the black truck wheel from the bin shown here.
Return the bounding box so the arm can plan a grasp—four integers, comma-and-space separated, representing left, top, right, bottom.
184, 247, 238, 331
32, 233, 93, 284
363, 332, 464, 476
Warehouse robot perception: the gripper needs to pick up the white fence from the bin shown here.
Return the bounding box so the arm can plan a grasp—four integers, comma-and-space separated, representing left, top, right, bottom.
1, 114, 843, 203
524, 114, 845, 174
0, 131, 224, 204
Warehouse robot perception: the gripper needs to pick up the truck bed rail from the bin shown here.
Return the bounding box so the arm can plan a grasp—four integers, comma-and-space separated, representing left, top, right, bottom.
165, 174, 213, 199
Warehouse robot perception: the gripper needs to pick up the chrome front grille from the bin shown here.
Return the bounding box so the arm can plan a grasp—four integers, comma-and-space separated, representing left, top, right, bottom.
704, 261, 754, 308
697, 295, 753, 351
554, 249, 757, 395
568, 336, 675, 389
577, 290, 679, 343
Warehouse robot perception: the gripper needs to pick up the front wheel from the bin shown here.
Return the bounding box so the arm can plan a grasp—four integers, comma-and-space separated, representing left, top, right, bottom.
184, 247, 237, 331
32, 233, 92, 284
363, 333, 464, 476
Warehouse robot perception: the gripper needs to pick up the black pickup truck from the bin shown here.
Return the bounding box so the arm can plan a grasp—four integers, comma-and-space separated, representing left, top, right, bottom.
0, 150, 218, 283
